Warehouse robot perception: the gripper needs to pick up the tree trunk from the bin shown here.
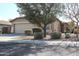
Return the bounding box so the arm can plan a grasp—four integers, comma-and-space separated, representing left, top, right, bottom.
76, 22, 78, 40
43, 25, 47, 37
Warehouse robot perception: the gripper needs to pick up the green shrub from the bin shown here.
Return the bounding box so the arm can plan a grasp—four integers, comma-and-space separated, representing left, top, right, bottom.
32, 28, 42, 33
34, 32, 43, 39
65, 33, 71, 38
25, 30, 32, 35
51, 32, 61, 39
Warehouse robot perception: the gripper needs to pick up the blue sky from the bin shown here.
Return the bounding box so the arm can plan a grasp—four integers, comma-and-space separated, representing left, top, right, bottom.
0, 3, 20, 21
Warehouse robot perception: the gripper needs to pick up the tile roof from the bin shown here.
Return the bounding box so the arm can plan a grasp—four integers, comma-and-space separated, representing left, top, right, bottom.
0, 20, 11, 25
10, 17, 25, 22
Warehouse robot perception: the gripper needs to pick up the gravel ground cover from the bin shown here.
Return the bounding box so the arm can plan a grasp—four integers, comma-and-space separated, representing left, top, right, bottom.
0, 34, 79, 56
0, 42, 79, 56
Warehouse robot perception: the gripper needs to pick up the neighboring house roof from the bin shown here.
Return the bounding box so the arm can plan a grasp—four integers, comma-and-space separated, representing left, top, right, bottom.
0, 20, 12, 25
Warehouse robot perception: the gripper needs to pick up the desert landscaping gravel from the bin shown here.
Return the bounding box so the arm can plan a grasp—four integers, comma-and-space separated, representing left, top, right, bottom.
0, 42, 79, 56
0, 34, 79, 56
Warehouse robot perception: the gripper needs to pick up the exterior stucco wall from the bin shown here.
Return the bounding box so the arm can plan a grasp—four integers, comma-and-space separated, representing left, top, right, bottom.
53, 20, 61, 32
50, 20, 61, 32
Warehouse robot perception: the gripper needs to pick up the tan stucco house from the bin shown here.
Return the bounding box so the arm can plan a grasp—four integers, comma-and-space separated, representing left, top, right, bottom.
10, 17, 68, 34
0, 20, 11, 34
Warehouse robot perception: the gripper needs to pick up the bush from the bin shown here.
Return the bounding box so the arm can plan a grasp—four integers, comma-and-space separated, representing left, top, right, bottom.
51, 32, 61, 39
32, 28, 42, 33
34, 32, 43, 39
65, 33, 71, 38
25, 30, 32, 35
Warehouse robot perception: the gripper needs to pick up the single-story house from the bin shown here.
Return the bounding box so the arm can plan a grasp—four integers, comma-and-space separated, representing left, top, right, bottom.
10, 17, 39, 34
0, 20, 11, 34
10, 17, 69, 34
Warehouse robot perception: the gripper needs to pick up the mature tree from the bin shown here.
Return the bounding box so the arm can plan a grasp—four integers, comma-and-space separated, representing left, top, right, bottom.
62, 3, 79, 39
16, 3, 62, 37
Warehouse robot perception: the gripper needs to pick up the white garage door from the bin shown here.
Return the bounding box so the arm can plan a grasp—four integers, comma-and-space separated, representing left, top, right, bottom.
15, 23, 37, 33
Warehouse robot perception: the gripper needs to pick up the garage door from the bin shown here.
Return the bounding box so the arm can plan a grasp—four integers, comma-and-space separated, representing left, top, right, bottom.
15, 23, 36, 33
